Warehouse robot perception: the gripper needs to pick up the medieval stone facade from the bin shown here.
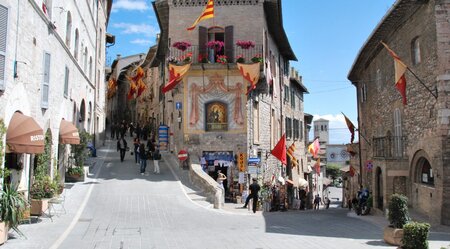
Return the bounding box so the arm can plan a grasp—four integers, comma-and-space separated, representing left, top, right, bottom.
348, 0, 450, 225
150, 0, 309, 207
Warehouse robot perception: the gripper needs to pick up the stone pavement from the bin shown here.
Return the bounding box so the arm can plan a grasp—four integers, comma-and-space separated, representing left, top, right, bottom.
2, 136, 450, 249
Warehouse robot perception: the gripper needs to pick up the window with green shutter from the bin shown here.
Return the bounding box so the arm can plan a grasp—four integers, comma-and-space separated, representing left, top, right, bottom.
0, 5, 8, 90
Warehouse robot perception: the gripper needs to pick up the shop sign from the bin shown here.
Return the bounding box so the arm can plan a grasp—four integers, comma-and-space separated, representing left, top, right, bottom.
248, 157, 260, 166
248, 166, 257, 175
238, 153, 246, 172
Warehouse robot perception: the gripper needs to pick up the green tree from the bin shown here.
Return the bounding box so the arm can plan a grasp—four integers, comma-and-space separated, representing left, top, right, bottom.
326, 163, 341, 181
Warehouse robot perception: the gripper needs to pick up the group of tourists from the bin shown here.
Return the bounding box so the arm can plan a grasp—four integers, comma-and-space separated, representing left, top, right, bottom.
110, 120, 154, 141
116, 132, 161, 175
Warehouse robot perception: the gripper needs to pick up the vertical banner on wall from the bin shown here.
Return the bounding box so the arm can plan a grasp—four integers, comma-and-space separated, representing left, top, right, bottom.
158, 125, 169, 152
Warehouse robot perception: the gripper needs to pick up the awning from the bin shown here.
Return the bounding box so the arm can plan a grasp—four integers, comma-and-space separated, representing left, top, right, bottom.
59, 119, 80, 144
298, 178, 308, 188
6, 112, 44, 154
340, 166, 350, 172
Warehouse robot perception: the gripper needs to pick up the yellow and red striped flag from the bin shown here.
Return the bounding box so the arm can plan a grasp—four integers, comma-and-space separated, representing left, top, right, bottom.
187, 0, 214, 31
308, 138, 320, 159
381, 41, 407, 105
287, 142, 298, 167
341, 112, 356, 144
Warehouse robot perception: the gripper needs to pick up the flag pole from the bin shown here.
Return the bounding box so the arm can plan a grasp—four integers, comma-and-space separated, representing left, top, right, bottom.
406, 67, 438, 99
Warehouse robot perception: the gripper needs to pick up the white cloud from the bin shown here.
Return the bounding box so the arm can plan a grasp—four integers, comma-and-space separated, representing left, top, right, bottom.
112, 0, 149, 12
130, 39, 150, 45
112, 23, 158, 37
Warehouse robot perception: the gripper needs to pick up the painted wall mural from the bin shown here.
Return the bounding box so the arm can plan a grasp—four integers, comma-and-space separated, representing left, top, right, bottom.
186, 73, 246, 132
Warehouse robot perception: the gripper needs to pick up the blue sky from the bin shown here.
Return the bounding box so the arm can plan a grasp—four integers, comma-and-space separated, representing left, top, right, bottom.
106, 0, 396, 144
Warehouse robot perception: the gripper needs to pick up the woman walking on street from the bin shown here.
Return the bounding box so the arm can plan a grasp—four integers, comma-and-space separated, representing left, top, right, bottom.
139, 143, 147, 175
133, 137, 140, 165
153, 146, 160, 174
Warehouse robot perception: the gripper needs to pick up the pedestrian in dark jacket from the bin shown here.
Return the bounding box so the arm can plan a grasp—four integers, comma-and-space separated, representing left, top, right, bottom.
139, 143, 147, 175
243, 178, 261, 213
133, 137, 140, 165
117, 136, 127, 162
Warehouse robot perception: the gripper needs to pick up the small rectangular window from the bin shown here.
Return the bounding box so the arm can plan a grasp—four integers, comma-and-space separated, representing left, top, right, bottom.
291, 88, 295, 109
253, 101, 259, 143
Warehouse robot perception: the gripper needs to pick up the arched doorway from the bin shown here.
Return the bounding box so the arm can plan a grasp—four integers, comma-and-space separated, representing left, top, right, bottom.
376, 167, 383, 210
80, 99, 86, 129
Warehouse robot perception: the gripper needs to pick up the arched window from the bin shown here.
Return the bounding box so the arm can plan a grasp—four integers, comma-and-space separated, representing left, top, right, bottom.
98, 28, 103, 60
80, 99, 86, 122
418, 157, 434, 186
74, 29, 79, 60
411, 36, 421, 65
65, 12, 72, 47
88, 102, 92, 132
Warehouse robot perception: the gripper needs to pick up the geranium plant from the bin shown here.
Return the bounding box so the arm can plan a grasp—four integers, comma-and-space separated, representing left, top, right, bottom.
236, 40, 255, 49
236, 54, 245, 63
216, 55, 227, 65
167, 56, 178, 64
206, 40, 224, 51
251, 53, 263, 63
198, 53, 209, 63
180, 52, 193, 63
172, 41, 191, 51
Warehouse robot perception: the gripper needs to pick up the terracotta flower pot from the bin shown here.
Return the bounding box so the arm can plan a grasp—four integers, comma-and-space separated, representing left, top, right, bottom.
30, 199, 50, 216
383, 226, 404, 246
0, 222, 8, 245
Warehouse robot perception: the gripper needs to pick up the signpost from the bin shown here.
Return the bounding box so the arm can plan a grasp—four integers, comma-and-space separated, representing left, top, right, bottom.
158, 125, 169, 152
178, 150, 188, 161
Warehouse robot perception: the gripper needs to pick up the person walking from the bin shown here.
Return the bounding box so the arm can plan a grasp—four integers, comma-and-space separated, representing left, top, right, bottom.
313, 194, 322, 210
116, 135, 127, 162
110, 122, 115, 139
153, 145, 160, 174
243, 178, 261, 213
129, 122, 134, 137
133, 137, 140, 165
139, 143, 147, 175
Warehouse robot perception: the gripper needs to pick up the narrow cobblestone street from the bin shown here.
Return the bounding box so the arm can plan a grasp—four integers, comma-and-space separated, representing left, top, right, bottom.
3, 138, 450, 249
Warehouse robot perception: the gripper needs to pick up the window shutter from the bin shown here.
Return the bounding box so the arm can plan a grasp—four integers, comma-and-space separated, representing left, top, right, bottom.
0, 5, 8, 90
225, 26, 234, 63
198, 26, 207, 59
41, 52, 51, 109
64, 66, 69, 97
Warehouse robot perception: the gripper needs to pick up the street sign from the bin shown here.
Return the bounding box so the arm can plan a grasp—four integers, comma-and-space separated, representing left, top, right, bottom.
158, 125, 169, 151
178, 150, 188, 161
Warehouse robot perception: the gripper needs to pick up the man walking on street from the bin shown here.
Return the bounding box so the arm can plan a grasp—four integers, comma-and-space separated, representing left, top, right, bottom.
117, 135, 127, 162
243, 178, 261, 213
153, 145, 160, 174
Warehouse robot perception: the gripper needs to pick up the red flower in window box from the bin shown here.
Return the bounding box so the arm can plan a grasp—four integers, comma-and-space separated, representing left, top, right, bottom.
236, 40, 255, 49
172, 41, 192, 51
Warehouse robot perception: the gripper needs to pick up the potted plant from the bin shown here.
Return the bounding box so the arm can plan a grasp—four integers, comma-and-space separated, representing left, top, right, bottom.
66, 130, 91, 183
402, 221, 430, 249
0, 184, 28, 243
30, 176, 55, 215
179, 52, 193, 64
383, 194, 411, 246
251, 54, 263, 63
172, 41, 191, 51
216, 55, 227, 65
198, 53, 209, 63
167, 56, 178, 64
236, 54, 245, 63
206, 40, 224, 52
236, 40, 255, 49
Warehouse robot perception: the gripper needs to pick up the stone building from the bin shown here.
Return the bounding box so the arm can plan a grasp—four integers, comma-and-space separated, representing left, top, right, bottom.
348, 0, 450, 225
0, 0, 112, 194
151, 0, 308, 208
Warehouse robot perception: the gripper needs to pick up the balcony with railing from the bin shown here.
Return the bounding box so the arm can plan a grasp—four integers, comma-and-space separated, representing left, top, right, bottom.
168, 44, 263, 65
372, 136, 407, 160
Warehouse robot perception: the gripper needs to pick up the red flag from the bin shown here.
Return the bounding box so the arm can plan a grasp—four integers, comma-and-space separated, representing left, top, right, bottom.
341, 112, 356, 144
187, 0, 214, 31
381, 41, 407, 105
308, 138, 320, 159
314, 158, 321, 176
271, 134, 286, 165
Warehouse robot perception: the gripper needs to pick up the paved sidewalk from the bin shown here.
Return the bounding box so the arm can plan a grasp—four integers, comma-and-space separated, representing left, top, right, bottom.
2, 140, 111, 249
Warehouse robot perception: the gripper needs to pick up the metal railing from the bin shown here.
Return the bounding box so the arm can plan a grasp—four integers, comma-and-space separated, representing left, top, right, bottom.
168, 44, 263, 64
373, 136, 407, 159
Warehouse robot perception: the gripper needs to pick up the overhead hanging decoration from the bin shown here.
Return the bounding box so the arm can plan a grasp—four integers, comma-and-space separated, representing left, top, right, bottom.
237, 62, 260, 95
162, 63, 192, 93
127, 66, 145, 99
